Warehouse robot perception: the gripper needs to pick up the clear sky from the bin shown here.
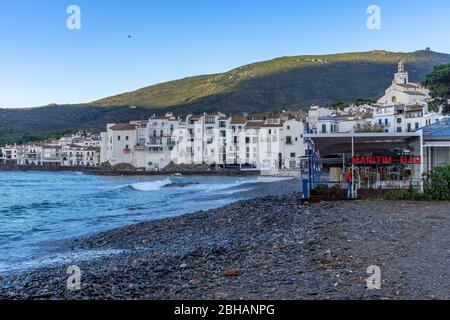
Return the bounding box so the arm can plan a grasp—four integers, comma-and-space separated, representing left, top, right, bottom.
1, 0, 449, 108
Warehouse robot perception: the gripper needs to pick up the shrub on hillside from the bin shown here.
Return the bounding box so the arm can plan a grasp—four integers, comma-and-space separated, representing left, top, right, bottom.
423, 165, 450, 200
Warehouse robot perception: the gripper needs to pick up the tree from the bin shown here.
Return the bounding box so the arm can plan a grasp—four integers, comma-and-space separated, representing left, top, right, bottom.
423, 63, 450, 114
329, 102, 349, 110
354, 98, 377, 106
355, 124, 384, 133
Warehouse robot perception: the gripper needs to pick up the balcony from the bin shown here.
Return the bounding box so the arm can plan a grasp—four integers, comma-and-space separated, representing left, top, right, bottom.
148, 137, 163, 146
123, 148, 131, 153
134, 144, 146, 150
167, 139, 176, 147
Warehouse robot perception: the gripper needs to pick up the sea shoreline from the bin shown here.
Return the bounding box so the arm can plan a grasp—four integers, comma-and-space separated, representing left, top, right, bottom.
0, 164, 261, 177
1, 185, 449, 299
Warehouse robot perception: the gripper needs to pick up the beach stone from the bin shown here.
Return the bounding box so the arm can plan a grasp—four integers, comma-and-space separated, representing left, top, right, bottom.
224, 269, 241, 277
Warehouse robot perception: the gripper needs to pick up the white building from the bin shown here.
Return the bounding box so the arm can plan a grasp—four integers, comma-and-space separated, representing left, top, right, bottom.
100, 112, 307, 173
307, 106, 333, 133
1, 132, 101, 167
378, 61, 431, 106
373, 104, 442, 133
306, 62, 443, 135
61, 145, 100, 167
282, 119, 306, 170
0, 145, 19, 164
101, 123, 138, 167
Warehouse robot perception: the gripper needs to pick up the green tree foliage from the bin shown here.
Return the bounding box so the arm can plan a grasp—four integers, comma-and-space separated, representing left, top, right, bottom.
0, 130, 72, 147
355, 124, 384, 133
423, 63, 450, 114
353, 98, 377, 106
387, 165, 450, 201
329, 102, 349, 110
423, 165, 450, 200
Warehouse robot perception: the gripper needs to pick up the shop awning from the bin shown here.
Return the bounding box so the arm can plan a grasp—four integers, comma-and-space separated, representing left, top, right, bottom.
304, 132, 422, 157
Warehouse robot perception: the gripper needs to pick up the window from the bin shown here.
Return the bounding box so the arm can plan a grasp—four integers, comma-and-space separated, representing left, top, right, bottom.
286, 136, 292, 145
245, 137, 250, 144
415, 123, 419, 130
289, 161, 297, 169
126, 136, 129, 141
118, 136, 121, 141
205, 116, 215, 124
396, 127, 402, 133
290, 153, 296, 158
397, 118, 402, 124
385, 119, 388, 126
321, 124, 327, 134
407, 123, 412, 132
287, 126, 290, 130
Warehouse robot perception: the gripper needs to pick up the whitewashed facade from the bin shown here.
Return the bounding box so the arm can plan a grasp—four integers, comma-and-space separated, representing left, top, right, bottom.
100, 112, 307, 172
0, 133, 101, 167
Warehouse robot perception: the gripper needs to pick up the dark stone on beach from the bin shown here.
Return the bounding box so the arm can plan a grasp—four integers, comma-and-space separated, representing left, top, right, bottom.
224, 269, 241, 277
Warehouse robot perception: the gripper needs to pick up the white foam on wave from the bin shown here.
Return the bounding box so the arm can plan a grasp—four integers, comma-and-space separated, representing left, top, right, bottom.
193, 179, 254, 193
130, 178, 173, 192
0, 249, 125, 274
256, 176, 296, 183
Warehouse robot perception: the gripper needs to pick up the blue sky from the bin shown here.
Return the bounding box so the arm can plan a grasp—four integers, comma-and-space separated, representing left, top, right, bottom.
1, 0, 449, 108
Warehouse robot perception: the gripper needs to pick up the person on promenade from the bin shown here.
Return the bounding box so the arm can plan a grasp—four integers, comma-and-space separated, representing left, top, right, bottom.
343, 170, 353, 199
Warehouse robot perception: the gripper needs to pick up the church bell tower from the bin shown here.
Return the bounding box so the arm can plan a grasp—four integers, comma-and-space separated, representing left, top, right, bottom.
394, 61, 409, 85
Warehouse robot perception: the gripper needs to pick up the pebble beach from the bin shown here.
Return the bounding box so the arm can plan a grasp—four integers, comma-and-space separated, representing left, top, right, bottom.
1, 181, 449, 300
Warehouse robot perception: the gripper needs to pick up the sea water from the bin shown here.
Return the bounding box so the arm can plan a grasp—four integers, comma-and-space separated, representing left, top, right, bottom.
0, 171, 261, 273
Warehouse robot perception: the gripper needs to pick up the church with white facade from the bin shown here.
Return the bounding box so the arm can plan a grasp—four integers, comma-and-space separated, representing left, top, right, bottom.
377, 61, 431, 106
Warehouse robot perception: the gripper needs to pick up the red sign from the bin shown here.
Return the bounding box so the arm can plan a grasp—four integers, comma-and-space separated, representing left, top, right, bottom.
352, 156, 421, 165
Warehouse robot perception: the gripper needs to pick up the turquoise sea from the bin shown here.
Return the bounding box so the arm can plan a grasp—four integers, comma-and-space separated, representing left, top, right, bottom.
0, 171, 261, 273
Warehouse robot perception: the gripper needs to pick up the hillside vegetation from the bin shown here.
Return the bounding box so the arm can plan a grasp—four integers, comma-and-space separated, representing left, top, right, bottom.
423, 63, 450, 114
1, 50, 450, 146
92, 50, 450, 112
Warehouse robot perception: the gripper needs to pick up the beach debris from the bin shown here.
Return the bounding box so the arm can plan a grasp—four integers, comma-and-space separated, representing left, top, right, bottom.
224, 268, 241, 277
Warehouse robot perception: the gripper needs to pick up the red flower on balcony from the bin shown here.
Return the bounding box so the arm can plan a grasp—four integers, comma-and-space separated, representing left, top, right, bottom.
123, 147, 131, 153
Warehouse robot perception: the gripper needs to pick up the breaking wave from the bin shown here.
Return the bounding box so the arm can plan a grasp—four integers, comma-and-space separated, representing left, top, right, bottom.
130, 178, 173, 191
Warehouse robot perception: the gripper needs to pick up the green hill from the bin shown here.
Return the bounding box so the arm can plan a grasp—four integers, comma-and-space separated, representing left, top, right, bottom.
92, 50, 450, 113
1, 50, 450, 146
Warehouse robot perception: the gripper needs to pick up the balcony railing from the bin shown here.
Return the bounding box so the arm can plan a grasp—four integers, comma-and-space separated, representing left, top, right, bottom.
148, 138, 163, 145
134, 144, 146, 150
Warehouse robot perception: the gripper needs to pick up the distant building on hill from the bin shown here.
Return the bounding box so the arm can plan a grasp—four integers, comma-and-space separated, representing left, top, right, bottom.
377, 61, 431, 106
